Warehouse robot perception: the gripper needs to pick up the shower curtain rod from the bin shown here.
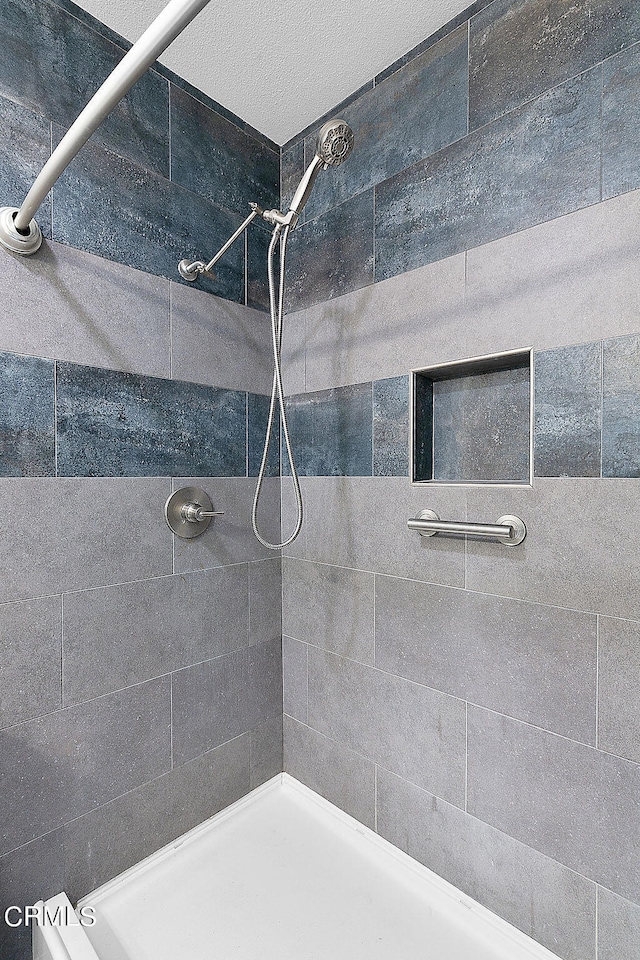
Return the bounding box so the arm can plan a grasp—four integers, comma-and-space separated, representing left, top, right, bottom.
0, 0, 211, 256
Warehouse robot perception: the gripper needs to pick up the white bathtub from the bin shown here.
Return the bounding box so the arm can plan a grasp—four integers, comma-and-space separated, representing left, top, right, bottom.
33, 774, 560, 960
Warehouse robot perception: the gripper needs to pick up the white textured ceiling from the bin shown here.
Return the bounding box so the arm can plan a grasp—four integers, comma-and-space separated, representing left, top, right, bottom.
74, 0, 469, 144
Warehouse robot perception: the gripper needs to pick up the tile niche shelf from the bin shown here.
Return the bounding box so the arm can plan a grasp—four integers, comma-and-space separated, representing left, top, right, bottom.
412, 349, 532, 485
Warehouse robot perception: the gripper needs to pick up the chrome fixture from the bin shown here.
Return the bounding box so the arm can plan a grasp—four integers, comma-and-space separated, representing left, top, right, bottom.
0, 0, 212, 256
165, 486, 224, 539
408, 510, 527, 546
176, 119, 355, 550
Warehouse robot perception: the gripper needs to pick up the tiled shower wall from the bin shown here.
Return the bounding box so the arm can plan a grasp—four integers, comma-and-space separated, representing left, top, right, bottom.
0, 2, 281, 959
282, 2, 640, 959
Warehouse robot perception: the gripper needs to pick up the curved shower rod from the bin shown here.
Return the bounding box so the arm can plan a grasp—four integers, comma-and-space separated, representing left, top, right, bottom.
0, 0, 211, 256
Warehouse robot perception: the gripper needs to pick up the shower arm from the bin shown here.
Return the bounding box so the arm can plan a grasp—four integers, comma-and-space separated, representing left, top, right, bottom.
177, 202, 264, 281
0, 0, 212, 256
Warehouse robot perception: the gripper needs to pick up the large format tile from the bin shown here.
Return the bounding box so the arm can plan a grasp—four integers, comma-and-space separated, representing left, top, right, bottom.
0, 242, 170, 377
373, 376, 409, 477
63, 734, 250, 902
172, 477, 280, 571
377, 768, 596, 960
52, 134, 244, 303
284, 716, 376, 830
464, 189, 640, 358
307, 647, 466, 805
62, 565, 250, 704
431, 364, 530, 483
303, 24, 469, 222
170, 86, 278, 217
303, 477, 466, 586
0, 478, 172, 603
0, 0, 169, 176
285, 190, 374, 313
0, 352, 54, 477
0, 830, 65, 960
282, 636, 308, 722
469, 0, 640, 130
281, 140, 305, 220
283, 382, 373, 477
249, 557, 282, 645
56, 362, 246, 477
467, 707, 640, 903
598, 617, 640, 763
602, 333, 640, 477
170, 282, 272, 394
602, 43, 640, 201
248, 392, 280, 478
375, 69, 601, 281
0, 92, 51, 238
172, 639, 280, 766
282, 558, 375, 664
375, 575, 597, 742
534, 342, 602, 477
300, 253, 467, 392
597, 887, 640, 960
249, 715, 282, 789
0, 677, 171, 856
465, 479, 640, 620
0, 596, 61, 729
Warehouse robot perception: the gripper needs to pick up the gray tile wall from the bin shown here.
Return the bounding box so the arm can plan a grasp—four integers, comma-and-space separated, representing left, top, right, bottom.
0, 3, 281, 955
282, 178, 640, 960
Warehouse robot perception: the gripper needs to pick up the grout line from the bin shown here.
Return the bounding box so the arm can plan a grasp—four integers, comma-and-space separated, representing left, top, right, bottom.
374, 764, 378, 832
168, 84, 172, 182
245, 392, 249, 478
595, 615, 600, 749
466, 20, 470, 135
53, 360, 58, 477
595, 885, 599, 960
59, 594, 64, 709
170, 675, 174, 770
169, 281, 173, 380
464, 701, 468, 812
372, 186, 376, 283
599, 340, 604, 479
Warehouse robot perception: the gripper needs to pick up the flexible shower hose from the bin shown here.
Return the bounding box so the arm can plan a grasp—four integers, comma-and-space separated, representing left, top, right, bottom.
251, 223, 304, 549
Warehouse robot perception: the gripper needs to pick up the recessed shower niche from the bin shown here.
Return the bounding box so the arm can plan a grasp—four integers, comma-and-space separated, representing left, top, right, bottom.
412, 350, 532, 485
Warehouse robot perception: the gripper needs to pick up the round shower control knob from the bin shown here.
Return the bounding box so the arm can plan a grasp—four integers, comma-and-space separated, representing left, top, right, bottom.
164, 487, 224, 539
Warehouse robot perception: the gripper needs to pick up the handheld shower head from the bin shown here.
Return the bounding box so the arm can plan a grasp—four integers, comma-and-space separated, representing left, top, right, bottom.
315, 119, 355, 167
287, 118, 354, 224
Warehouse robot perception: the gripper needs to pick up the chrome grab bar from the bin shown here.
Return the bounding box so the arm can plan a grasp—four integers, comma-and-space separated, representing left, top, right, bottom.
408, 510, 526, 546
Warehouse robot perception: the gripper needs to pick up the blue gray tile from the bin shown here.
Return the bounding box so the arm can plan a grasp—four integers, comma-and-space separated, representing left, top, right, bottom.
413, 373, 433, 481
0, 92, 51, 238
469, 0, 640, 131
247, 221, 274, 313
63, 734, 250, 902
375, 69, 602, 281
0, 351, 54, 477
307, 646, 466, 805
0, 596, 61, 730
603, 43, 640, 200
283, 382, 373, 477
431, 363, 531, 483
534, 342, 602, 477
286, 190, 375, 313
0, 677, 171, 856
0, 0, 169, 176
597, 887, 640, 960
603, 333, 640, 477
52, 133, 244, 302
62, 565, 249, 704
303, 25, 468, 222
170, 85, 278, 216
284, 716, 376, 830
375, 574, 597, 742
281, 139, 305, 222
56, 362, 247, 477
377, 768, 597, 960
373, 376, 409, 477
248, 391, 280, 477
467, 706, 640, 903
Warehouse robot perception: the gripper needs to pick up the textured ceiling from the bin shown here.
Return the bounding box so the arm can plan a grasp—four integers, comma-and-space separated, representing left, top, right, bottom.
73, 0, 469, 144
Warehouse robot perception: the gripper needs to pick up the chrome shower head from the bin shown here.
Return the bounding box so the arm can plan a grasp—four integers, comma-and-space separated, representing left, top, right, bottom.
315, 119, 354, 167
286, 118, 355, 224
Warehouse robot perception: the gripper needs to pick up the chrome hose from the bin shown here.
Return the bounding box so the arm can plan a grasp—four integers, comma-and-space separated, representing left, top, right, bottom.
251, 223, 303, 549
